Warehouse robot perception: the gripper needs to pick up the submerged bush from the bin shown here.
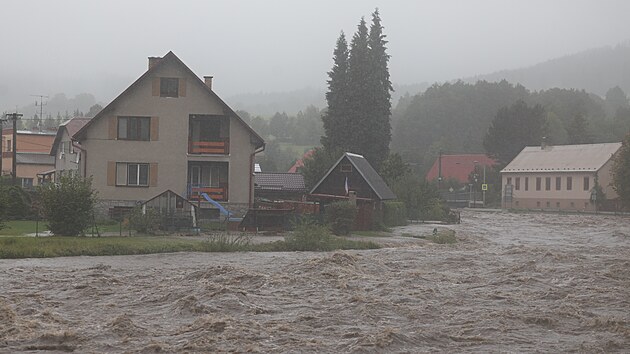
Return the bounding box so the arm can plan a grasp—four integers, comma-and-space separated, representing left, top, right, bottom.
284, 220, 333, 251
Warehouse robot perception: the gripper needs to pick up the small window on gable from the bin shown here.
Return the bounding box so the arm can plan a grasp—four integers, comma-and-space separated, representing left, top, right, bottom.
160, 77, 179, 97
340, 163, 352, 173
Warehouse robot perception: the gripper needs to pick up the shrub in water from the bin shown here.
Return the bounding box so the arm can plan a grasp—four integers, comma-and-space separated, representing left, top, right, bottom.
284, 220, 333, 251
325, 201, 357, 236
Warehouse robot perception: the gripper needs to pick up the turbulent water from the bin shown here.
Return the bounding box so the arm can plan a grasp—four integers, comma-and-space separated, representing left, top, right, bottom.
1, 210, 629, 353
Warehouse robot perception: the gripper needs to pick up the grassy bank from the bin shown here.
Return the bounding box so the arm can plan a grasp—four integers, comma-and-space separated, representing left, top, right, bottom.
0, 234, 380, 259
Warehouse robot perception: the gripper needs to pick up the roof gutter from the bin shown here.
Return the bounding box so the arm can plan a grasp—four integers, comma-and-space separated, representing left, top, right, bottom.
249, 143, 266, 208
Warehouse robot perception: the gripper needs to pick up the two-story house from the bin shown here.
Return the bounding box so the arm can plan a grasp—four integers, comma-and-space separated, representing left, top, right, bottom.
50, 117, 90, 180
1, 128, 55, 188
500, 142, 621, 211
73, 52, 265, 217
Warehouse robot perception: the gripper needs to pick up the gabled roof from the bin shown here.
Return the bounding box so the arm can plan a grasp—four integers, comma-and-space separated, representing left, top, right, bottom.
73, 51, 264, 148
426, 154, 496, 184
255, 172, 306, 192
50, 117, 90, 155
310, 152, 396, 200
501, 142, 622, 173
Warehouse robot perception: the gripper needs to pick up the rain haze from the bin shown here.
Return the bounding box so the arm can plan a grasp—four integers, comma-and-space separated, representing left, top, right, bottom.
1, 0, 630, 111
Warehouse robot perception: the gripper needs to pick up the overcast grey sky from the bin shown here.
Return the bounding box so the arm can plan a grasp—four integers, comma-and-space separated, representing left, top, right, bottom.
2, 0, 629, 109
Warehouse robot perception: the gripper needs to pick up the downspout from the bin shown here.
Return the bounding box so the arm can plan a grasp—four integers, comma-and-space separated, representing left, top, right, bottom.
71, 141, 87, 177
249, 143, 265, 208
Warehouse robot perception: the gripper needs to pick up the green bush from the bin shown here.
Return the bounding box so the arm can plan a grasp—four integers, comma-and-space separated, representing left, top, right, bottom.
383, 201, 407, 226
0, 184, 32, 220
325, 201, 357, 235
284, 220, 333, 251
38, 175, 97, 236
127, 207, 162, 235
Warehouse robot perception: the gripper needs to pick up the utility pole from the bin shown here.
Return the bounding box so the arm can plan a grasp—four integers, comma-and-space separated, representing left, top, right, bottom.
5, 112, 23, 185
32, 95, 48, 131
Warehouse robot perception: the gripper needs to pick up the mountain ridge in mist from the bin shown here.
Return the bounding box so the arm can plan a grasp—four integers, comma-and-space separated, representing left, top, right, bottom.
464, 41, 630, 97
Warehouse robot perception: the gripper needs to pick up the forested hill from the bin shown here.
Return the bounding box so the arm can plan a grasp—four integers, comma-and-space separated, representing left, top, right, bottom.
465, 42, 630, 97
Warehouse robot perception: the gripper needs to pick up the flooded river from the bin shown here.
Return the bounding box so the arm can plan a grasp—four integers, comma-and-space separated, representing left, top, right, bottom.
1, 210, 629, 353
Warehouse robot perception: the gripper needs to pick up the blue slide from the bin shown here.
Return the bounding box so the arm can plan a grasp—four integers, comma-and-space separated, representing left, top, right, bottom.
200, 193, 233, 218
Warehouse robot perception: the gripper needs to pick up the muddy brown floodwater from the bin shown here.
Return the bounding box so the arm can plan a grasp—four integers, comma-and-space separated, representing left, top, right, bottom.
1, 210, 629, 353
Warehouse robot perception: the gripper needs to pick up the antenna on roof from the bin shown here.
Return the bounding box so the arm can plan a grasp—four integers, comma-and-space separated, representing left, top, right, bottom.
31, 94, 49, 131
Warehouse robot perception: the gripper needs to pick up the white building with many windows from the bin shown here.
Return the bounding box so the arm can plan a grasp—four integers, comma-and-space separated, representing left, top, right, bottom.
500, 142, 621, 211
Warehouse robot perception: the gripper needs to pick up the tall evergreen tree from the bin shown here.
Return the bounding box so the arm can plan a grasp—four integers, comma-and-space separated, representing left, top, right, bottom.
321, 32, 349, 151
318, 10, 392, 175
366, 8, 393, 169
346, 17, 371, 156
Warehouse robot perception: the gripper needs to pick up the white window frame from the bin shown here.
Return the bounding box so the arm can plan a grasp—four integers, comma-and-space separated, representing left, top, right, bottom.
116, 162, 149, 187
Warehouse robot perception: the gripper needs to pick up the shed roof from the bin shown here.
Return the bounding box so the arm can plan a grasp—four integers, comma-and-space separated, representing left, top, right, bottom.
16, 152, 55, 165
310, 152, 396, 200
255, 172, 306, 192
501, 142, 622, 173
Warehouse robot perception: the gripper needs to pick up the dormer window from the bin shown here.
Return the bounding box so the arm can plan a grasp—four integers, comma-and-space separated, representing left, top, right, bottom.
160, 77, 179, 97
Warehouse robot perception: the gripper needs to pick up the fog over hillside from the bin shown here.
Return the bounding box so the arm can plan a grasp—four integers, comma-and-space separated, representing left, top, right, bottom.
2, 1, 629, 117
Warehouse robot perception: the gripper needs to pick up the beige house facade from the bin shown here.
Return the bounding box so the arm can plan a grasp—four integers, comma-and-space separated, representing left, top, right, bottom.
74, 52, 264, 217
501, 143, 621, 212
50, 118, 90, 180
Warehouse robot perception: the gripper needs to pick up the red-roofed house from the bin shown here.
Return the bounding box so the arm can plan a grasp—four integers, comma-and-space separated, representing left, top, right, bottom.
287, 149, 315, 173
426, 153, 496, 185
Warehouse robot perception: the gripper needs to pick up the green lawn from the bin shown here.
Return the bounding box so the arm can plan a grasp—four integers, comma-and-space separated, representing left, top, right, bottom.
0, 220, 129, 236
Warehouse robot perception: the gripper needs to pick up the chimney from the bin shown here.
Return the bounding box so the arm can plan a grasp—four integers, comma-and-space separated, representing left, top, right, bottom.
204, 76, 213, 90
541, 136, 547, 150
148, 56, 162, 70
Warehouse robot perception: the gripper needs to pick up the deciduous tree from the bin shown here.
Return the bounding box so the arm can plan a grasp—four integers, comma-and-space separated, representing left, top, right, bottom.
483, 100, 545, 166
612, 133, 630, 209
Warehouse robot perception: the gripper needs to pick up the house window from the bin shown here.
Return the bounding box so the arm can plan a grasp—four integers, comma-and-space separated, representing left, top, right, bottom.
20, 178, 33, 189
556, 202, 560, 208
116, 163, 149, 186
536, 201, 540, 207
545, 177, 551, 191
567, 177, 572, 190
515, 201, 519, 206
341, 163, 352, 173
570, 202, 575, 208
507, 177, 512, 185
536, 177, 541, 191
525, 177, 529, 191
515, 177, 520, 190
555, 177, 561, 190
546, 201, 550, 208
118, 116, 150, 141
583, 176, 590, 191
6, 139, 11, 151
160, 78, 179, 97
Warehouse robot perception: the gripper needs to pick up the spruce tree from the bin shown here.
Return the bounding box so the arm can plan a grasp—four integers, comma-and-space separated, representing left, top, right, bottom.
346, 17, 371, 157
367, 8, 393, 169
321, 32, 349, 151
318, 10, 392, 171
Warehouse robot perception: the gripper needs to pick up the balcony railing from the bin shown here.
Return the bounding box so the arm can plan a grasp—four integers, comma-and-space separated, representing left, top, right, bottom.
187, 184, 228, 202
188, 139, 229, 154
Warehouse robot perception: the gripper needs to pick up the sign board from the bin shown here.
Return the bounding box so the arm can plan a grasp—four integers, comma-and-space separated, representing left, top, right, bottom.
482, 184, 488, 191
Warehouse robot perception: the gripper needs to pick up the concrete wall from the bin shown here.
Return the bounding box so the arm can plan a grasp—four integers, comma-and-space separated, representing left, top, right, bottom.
80, 58, 258, 216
